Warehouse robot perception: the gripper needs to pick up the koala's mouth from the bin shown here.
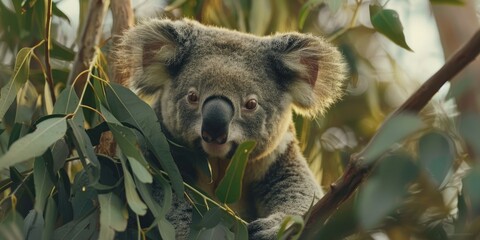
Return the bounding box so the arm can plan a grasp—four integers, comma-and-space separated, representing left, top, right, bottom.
199, 139, 238, 159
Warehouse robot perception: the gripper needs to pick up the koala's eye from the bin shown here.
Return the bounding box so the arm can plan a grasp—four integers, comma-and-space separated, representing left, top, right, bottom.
187, 91, 199, 103
245, 99, 258, 110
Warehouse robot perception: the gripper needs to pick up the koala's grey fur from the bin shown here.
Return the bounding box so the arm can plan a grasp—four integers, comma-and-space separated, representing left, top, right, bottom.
116, 18, 346, 239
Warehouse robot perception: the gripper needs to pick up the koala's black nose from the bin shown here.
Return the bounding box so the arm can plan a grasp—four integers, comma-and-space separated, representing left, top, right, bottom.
201, 97, 234, 144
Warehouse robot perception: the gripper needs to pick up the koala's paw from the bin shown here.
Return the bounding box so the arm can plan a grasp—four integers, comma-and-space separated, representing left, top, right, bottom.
247, 213, 285, 240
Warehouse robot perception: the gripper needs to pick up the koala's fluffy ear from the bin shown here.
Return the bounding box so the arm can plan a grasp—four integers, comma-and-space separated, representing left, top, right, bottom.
115, 19, 196, 95
270, 33, 347, 117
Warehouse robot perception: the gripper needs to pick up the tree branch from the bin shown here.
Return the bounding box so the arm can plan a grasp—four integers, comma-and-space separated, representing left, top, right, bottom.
67, 0, 110, 96
44, 0, 56, 103
295, 28, 480, 239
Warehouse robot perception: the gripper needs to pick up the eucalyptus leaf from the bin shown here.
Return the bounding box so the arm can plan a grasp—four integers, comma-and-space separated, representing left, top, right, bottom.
33, 155, 54, 213
54, 88, 84, 127
196, 223, 234, 240
104, 83, 183, 196
119, 154, 148, 216
197, 207, 224, 229
0, 47, 33, 119
42, 196, 57, 240
370, 5, 412, 51
68, 119, 100, 184
0, 210, 24, 240
23, 210, 44, 240
0, 117, 67, 169
357, 153, 418, 229
215, 141, 256, 204
52, 209, 98, 240
418, 131, 454, 187
298, 0, 323, 30
362, 113, 423, 164
98, 193, 128, 240
249, 0, 272, 36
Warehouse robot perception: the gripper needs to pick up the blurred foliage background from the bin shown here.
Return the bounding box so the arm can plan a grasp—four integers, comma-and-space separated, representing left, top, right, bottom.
1, 0, 480, 239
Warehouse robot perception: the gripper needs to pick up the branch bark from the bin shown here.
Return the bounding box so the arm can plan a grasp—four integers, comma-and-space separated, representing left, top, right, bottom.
295, 28, 480, 239
67, 0, 110, 96
95, 0, 134, 157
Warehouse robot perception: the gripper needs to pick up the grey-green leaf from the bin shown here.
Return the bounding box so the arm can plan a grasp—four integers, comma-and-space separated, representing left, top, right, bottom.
357, 153, 418, 229
98, 193, 128, 240
418, 131, 454, 187
362, 113, 423, 164
54, 88, 84, 127
0, 47, 33, 119
215, 141, 256, 204
104, 83, 183, 196
370, 5, 412, 51
0, 117, 67, 169
34, 156, 54, 213
119, 154, 147, 216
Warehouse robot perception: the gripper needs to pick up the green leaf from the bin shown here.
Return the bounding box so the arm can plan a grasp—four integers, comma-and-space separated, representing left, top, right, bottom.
277, 215, 304, 240
215, 141, 256, 204
52, 208, 98, 240
369, 5, 412, 51
299, 0, 323, 30
0, 47, 33, 119
0, 117, 67, 169
0, 210, 24, 239
196, 223, 235, 240
233, 219, 248, 240
430, 0, 464, 5
33, 155, 54, 213
42, 196, 57, 240
418, 131, 454, 187
197, 207, 223, 229
71, 168, 97, 220
463, 167, 480, 214
119, 154, 148, 216
68, 119, 100, 184
98, 193, 128, 240
104, 83, 183, 196
357, 153, 418, 229
52, 2, 71, 23
54, 87, 84, 127
362, 113, 423, 164
458, 113, 480, 158
134, 175, 175, 240
24, 210, 44, 240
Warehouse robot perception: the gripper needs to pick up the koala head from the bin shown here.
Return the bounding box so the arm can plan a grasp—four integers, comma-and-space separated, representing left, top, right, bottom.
116, 18, 346, 161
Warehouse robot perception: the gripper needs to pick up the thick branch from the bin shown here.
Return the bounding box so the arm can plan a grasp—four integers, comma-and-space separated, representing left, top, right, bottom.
95, 0, 134, 157
67, 0, 110, 96
108, 0, 134, 85
296, 28, 480, 239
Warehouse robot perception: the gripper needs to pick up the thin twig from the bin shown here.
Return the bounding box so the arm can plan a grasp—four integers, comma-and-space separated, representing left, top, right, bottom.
44, 0, 56, 103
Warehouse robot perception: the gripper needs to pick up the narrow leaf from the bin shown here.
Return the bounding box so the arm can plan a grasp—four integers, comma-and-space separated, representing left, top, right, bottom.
370, 5, 412, 51
277, 215, 304, 240
68, 119, 100, 184
98, 192, 128, 240
119, 154, 147, 215
215, 141, 256, 204
418, 131, 454, 187
299, 0, 323, 30
54, 88, 84, 127
104, 83, 183, 195
42, 196, 57, 240
357, 153, 418, 229
0, 117, 67, 169
33, 155, 54, 213
0, 47, 33, 119
362, 113, 423, 164
23, 210, 44, 240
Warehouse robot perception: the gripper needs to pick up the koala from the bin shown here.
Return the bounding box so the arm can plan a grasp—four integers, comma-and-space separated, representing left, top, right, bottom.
116, 18, 346, 239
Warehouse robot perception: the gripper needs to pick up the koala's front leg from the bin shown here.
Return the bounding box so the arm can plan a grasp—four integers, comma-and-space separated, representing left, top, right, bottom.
152, 182, 192, 240
248, 146, 322, 240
